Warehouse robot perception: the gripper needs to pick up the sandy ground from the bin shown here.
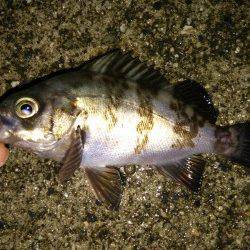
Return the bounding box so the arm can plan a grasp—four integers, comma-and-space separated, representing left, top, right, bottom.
0, 0, 249, 249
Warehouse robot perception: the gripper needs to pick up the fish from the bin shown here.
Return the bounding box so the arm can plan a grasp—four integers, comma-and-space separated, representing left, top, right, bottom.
0, 50, 249, 209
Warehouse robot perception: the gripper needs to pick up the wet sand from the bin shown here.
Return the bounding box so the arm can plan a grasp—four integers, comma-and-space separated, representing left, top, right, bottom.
0, 1, 249, 248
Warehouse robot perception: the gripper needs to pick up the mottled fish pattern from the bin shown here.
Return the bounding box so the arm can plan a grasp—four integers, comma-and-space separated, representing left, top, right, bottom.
0, 50, 249, 209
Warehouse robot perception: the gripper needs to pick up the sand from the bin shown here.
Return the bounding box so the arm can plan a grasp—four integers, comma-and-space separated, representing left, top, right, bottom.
0, 0, 249, 248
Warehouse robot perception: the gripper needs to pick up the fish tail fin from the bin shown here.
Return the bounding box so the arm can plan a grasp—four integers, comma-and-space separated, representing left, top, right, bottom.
215, 122, 250, 167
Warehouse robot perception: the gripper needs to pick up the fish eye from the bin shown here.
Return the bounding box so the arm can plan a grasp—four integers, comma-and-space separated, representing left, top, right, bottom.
15, 97, 39, 119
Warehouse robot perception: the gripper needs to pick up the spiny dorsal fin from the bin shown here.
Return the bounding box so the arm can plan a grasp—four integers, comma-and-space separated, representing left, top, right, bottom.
59, 126, 86, 182
173, 80, 218, 124
81, 50, 167, 90
156, 154, 206, 192
84, 166, 123, 210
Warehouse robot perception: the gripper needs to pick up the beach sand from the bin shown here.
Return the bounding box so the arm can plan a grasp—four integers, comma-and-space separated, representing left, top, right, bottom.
0, 0, 249, 248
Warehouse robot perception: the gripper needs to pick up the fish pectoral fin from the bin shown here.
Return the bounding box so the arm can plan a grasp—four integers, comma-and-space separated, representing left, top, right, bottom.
156, 154, 206, 192
84, 166, 123, 210
59, 126, 86, 182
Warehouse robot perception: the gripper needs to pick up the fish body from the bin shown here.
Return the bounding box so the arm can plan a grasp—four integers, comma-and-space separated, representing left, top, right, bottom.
0, 50, 249, 209
71, 77, 215, 167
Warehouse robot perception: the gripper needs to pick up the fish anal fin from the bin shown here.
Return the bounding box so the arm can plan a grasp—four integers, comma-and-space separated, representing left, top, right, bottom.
84, 166, 123, 210
156, 154, 206, 192
58, 126, 86, 182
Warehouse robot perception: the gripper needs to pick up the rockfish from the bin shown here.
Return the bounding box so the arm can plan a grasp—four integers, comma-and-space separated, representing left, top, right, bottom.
0, 50, 249, 209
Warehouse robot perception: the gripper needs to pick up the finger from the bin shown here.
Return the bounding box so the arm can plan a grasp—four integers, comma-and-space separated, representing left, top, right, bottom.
0, 143, 9, 167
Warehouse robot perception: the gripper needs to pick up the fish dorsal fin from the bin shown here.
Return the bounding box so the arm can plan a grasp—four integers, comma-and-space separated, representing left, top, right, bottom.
173, 80, 218, 124
81, 50, 167, 90
59, 126, 86, 182
84, 166, 123, 210
156, 154, 206, 192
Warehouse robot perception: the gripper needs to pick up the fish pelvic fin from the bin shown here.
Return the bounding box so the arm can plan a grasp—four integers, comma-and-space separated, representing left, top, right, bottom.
215, 122, 250, 167
84, 166, 123, 210
155, 154, 206, 192
58, 126, 86, 182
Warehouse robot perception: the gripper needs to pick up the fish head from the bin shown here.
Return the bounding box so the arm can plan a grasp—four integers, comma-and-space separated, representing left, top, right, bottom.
0, 84, 58, 152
